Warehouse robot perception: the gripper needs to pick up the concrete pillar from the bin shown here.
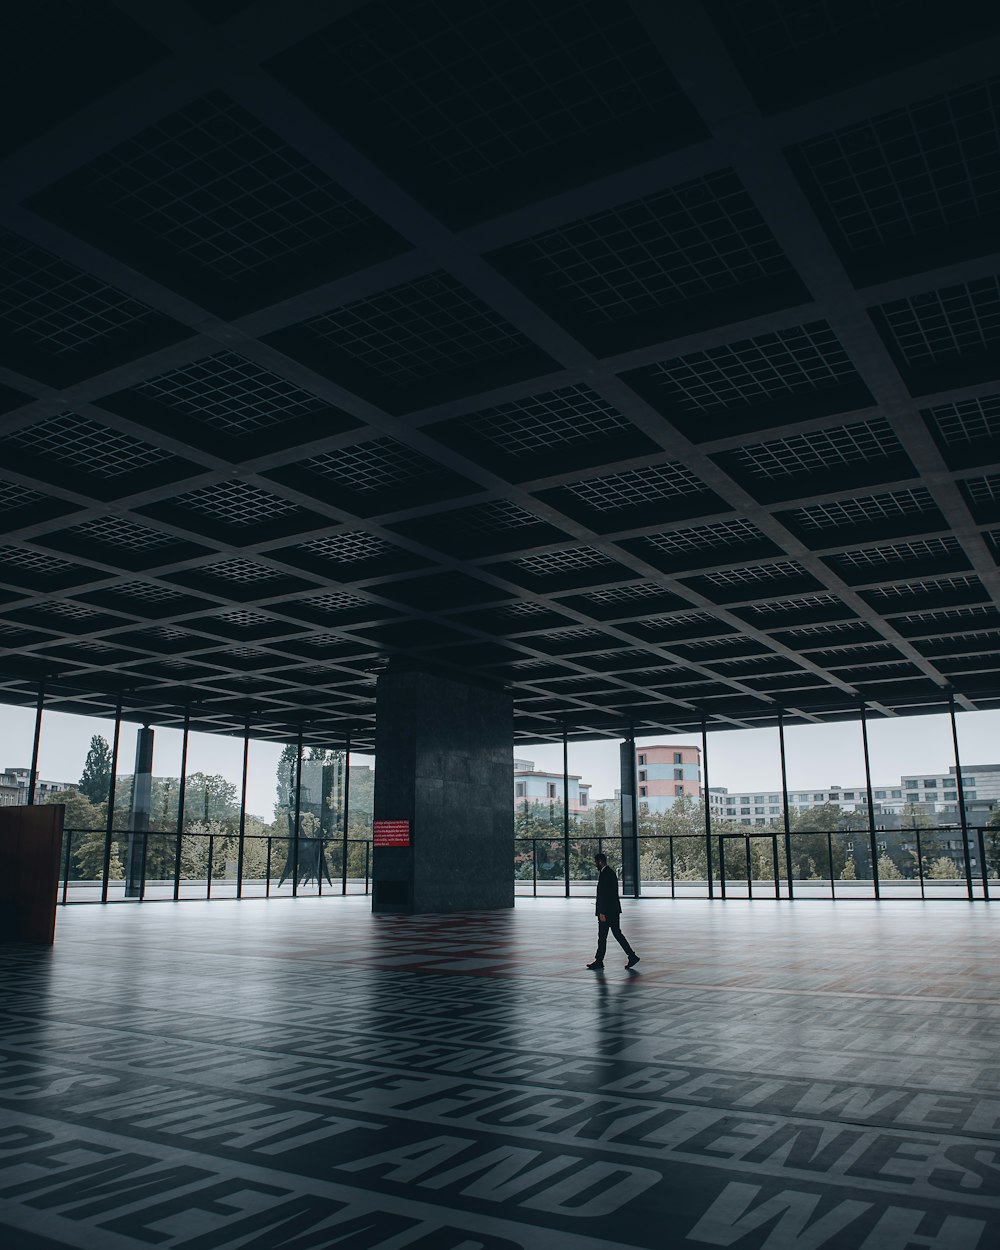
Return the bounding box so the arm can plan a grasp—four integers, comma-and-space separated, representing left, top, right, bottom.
124, 727, 153, 899
372, 664, 513, 913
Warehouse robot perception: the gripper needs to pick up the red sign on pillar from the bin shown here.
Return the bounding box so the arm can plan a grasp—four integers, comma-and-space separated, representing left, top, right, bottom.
373, 819, 411, 847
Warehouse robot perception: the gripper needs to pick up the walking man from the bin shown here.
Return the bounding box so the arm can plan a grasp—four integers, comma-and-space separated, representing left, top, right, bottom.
588, 852, 639, 969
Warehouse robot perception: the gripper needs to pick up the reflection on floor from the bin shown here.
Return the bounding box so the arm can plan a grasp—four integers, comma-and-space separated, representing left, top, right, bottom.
1, 897, 998, 1249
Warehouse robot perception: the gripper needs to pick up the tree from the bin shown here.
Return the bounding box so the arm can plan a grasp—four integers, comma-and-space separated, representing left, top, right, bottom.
983, 807, 1000, 880
926, 857, 958, 880
896, 802, 947, 877
41, 787, 104, 830
788, 804, 861, 881
78, 735, 113, 805
183, 772, 239, 829
41, 788, 112, 881
641, 795, 709, 882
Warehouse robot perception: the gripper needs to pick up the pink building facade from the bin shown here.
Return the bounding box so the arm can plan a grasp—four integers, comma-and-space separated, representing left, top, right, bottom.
636, 744, 701, 812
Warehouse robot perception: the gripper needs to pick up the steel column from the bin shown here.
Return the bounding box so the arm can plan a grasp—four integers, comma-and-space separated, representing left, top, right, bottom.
173, 710, 190, 901
237, 720, 249, 900
125, 726, 153, 899
778, 713, 793, 899
341, 730, 351, 896
27, 679, 45, 806
100, 698, 122, 903
562, 723, 570, 899
701, 718, 714, 899
620, 728, 640, 897
292, 726, 303, 896
949, 694, 974, 900
859, 704, 881, 900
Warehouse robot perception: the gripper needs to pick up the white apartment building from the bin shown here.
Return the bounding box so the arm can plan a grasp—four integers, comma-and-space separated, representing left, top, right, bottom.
709, 764, 998, 827
899, 764, 998, 807
0, 766, 79, 806
710, 783, 912, 826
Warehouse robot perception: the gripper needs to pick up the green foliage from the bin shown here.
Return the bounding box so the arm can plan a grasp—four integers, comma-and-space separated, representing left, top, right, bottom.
40, 788, 114, 880
347, 765, 374, 838
184, 772, 239, 828
926, 856, 958, 880
264, 749, 373, 885
877, 853, 903, 880
78, 735, 113, 805
41, 787, 104, 829
73, 827, 124, 880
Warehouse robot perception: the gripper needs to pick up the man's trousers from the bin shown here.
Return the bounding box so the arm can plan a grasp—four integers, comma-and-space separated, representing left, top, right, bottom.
595, 914, 634, 963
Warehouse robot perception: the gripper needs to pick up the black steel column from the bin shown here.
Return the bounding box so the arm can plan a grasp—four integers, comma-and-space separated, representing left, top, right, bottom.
777, 713, 793, 899
620, 728, 640, 898
701, 718, 714, 899
237, 720, 249, 900
949, 694, 974, 900
859, 704, 881, 900
173, 710, 190, 901
100, 698, 122, 903
291, 726, 303, 896
341, 730, 351, 896
124, 726, 153, 899
562, 723, 570, 898
27, 679, 45, 805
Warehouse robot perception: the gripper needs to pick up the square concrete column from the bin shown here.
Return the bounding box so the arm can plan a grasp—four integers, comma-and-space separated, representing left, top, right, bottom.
372, 664, 513, 913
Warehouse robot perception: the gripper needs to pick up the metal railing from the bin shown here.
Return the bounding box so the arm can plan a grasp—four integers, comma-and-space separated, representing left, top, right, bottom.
58, 827, 373, 903
514, 826, 997, 900
56, 824, 997, 903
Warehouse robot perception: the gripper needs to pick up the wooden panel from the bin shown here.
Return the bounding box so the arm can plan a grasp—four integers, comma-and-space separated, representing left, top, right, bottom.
0, 804, 64, 945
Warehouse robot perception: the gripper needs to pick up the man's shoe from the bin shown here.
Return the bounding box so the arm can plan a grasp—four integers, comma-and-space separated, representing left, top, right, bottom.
625, 954, 640, 968
587, 961, 604, 970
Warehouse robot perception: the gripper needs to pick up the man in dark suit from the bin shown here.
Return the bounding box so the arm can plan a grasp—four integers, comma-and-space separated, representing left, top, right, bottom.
588, 852, 639, 969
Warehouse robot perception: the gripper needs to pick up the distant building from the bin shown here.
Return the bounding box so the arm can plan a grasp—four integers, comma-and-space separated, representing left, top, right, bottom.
708, 783, 904, 825
635, 744, 701, 812
0, 766, 79, 806
900, 764, 1000, 811
708, 764, 999, 828
514, 759, 591, 813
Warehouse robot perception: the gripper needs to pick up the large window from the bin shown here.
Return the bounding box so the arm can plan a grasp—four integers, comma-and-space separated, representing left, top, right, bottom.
866, 711, 961, 897
784, 719, 870, 898
706, 724, 782, 898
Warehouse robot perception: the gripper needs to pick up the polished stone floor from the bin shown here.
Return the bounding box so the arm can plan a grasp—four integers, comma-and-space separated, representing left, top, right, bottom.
1, 896, 999, 1249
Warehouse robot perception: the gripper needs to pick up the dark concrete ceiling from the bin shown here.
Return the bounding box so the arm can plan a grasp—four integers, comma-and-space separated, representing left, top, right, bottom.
2, 0, 1000, 750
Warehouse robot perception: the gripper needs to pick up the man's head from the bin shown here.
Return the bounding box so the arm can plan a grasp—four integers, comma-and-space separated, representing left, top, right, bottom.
594, 852, 607, 868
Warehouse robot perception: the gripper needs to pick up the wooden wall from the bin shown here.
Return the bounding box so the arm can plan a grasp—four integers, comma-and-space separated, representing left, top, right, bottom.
0, 804, 64, 945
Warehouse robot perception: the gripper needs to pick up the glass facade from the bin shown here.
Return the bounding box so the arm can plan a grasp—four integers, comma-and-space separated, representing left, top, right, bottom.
2, 695, 996, 907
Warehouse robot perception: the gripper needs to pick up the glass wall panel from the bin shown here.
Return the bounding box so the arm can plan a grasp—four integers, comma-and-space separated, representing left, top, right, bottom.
296, 747, 343, 897
346, 751, 374, 894
636, 731, 708, 898
513, 740, 567, 895
782, 718, 872, 899
701, 724, 783, 899
105, 717, 140, 901
954, 706, 1000, 898
20, 705, 121, 903
179, 728, 246, 899
566, 737, 618, 897
267, 742, 300, 898
138, 725, 184, 901
240, 738, 282, 898
865, 709, 965, 898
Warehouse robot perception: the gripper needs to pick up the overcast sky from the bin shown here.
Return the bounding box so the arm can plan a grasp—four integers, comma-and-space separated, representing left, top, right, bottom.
3, 699, 997, 817
523, 708, 1000, 798
0, 702, 375, 821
